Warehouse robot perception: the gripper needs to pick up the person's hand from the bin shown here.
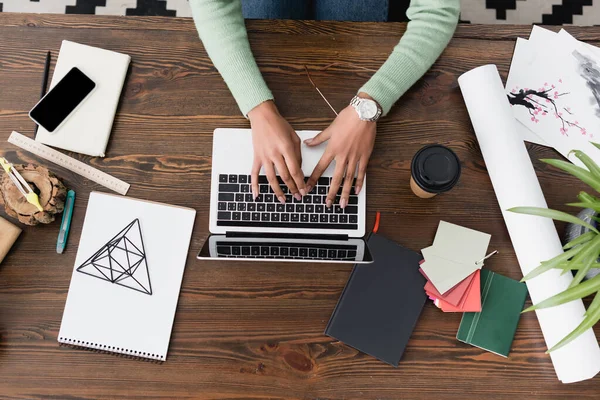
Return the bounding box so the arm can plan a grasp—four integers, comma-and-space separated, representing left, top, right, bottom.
247, 100, 306, 203
304, 103, 376, 209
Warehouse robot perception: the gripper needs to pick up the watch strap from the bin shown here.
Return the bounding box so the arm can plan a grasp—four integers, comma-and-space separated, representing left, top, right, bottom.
350, 95, 382, 122
350, 95, 362, 108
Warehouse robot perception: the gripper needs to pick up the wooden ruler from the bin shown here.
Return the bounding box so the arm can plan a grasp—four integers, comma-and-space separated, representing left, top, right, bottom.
7, 131, 130, 195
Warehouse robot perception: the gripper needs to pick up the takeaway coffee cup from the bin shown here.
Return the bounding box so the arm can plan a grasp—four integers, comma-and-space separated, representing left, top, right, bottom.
410, 145, 461, 198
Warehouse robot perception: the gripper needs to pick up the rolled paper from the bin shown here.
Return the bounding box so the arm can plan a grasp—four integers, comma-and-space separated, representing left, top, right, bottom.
458, 64, 600, 383
0, 216, 21, 264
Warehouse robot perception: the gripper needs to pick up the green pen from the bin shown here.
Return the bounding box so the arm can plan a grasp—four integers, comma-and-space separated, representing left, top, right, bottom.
57, 190, 75, 254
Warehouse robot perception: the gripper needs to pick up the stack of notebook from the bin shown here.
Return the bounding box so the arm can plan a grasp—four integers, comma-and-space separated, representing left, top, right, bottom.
419, 221, 490, 313
325, 221, 529, 364
419, 221, 529, 357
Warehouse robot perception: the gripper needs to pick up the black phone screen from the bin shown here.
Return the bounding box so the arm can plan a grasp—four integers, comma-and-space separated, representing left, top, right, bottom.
29, 67, 96, 132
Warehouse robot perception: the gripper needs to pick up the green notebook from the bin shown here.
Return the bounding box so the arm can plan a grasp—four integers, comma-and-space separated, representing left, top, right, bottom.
456, 269, 528, 357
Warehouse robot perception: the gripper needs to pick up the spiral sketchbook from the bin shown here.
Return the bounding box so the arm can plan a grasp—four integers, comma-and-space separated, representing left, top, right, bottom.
58, 192, 196, 361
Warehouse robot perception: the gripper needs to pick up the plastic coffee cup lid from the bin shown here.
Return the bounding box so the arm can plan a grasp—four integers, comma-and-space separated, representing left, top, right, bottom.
411, 145, 461, 194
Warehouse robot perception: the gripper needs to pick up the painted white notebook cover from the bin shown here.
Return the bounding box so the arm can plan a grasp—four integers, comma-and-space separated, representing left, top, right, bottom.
36, 41, 130, 157
58, 192, 196, 361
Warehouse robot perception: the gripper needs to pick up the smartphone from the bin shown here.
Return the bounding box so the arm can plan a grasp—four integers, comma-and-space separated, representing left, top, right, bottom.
29, 67, 96, 133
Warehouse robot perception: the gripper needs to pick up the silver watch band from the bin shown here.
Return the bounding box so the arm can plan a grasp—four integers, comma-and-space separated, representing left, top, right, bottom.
350, 96, 362, 108
350, 95, 382, 122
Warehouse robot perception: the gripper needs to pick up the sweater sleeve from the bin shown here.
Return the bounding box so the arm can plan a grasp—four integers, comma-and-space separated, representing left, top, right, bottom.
190, 0, 273, 116
359, 0, 460, 116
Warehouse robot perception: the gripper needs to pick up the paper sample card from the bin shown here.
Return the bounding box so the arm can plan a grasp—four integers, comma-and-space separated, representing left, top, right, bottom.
421, 250, 479, 295
435, 270, 481, 313
431, 221, 490, 265
422, 268, 475, 307
419, 221, 490, 294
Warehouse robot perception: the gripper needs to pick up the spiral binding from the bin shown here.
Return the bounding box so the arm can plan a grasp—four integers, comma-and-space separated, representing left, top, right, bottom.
58, 337, 165, 362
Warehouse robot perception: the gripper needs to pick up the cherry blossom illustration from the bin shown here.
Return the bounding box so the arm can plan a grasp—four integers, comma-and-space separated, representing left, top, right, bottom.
508, 80, 585, 136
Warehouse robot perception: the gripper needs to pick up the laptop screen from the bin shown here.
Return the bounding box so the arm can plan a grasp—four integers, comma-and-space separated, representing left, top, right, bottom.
197, 236, 373, 264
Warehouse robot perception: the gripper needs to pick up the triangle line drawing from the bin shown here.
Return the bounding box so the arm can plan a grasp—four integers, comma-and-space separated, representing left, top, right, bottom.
123, 238, 132, 274
76, 219, 152, 295
109, 257, 130, 282
94, 252, 111, 262
91, 263, 113, 275
112, 245, 143, 258
124, 236, 144, 257
81, 245, 110, 268
108, 246, 115, 282
124, 258, 145, 279
127, 258, 144, 275
90, 263, 111, 281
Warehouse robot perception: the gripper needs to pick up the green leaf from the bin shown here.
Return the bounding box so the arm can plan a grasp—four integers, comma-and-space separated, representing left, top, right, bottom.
567, 238, 597, 264
584, 291, 600, 317
571, 254, 600, 282
555, 262, 600, 270
566, 202, 600, 212
563, 231, 596, 249
561, 245, 596, 276
568, 235, 600, 286
508, 207, 599, 234
577, 191, 600, 204
572, 150, 600, 180
569, 240, 596, 262
522, 273, 600, 312
521, 245, 586, 282
547, 297, 600, 352
591, 142, 600, 151
563, 237, 600, 276
542, 159, 600, 193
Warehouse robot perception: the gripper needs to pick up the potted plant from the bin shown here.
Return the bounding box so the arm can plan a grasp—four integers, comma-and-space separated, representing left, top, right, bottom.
509, 150, 600, 353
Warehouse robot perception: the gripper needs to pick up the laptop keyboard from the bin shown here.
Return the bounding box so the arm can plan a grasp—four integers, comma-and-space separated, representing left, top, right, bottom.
216, 241, 359, 261
217, 174, 359, 230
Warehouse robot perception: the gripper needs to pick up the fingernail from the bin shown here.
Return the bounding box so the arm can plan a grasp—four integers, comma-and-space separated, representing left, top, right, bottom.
304, 138, 313, 144
294, 193, 302, 201
306, 185, 312, 193
355, 186, 361, 195
340, 198, 347, 209
326, 199, 333, 208
278, 196, 286, 204
300, 188, 307, 196
252, 190, 257, 199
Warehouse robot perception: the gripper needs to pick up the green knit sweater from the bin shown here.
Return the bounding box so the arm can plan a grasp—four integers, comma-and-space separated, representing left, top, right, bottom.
190, 0, 460, 116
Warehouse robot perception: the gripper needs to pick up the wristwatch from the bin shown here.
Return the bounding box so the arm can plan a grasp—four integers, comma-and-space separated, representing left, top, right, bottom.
350, 95, 382, 122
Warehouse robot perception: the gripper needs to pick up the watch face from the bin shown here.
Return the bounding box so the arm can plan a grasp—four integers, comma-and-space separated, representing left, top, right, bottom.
358, 100, 378, 119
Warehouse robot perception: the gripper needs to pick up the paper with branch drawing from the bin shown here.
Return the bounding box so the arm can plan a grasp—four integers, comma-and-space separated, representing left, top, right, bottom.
507, 29, 600, 166
506, 37, 548, 146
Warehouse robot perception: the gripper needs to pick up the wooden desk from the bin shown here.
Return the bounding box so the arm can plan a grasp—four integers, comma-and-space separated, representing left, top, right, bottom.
0, 13, 598, 399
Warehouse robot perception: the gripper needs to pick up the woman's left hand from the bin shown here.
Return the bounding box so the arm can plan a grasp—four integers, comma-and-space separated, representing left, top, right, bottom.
304, 104, 376, 209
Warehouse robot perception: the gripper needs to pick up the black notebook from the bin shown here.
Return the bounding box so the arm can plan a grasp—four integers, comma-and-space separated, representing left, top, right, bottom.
325, 233, 427, 366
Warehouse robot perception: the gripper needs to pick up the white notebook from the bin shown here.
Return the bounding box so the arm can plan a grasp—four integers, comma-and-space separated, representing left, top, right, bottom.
58, 192, 196, 361
36, 41, 130, 157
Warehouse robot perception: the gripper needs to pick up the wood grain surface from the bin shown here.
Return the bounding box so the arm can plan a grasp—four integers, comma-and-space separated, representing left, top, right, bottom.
0, 13, 598, 399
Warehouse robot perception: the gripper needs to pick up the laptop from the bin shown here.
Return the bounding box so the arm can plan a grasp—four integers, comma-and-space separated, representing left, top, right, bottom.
197, 128, 373, 263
